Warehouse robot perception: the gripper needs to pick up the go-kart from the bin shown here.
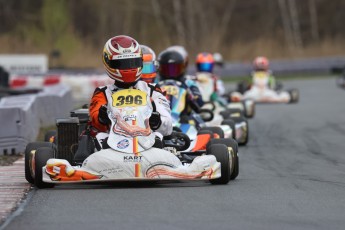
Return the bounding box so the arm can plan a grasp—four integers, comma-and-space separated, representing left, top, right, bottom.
232, 71, 299, 103
159, 79, 249, 145
193, 72, 255, 118
25, 88, 239, 189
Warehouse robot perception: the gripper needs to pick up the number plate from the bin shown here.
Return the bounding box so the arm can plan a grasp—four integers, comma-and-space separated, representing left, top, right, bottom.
161, 85, 179, 96
111, 89, 147, 107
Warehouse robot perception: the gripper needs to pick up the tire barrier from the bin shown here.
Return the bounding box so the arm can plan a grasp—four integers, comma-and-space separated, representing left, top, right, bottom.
0, 84, 73, 155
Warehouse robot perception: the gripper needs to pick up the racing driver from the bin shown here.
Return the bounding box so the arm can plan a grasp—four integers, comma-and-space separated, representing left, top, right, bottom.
89, 35, 172, 144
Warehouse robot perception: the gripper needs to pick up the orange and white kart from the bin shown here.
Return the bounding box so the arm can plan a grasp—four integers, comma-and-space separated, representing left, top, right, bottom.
231, 71, 299, 103
25, 88, 238, 189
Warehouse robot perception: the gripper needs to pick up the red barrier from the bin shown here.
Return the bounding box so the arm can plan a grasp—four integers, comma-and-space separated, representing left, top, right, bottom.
10, 76, 28, 88
43, 75, 61, 85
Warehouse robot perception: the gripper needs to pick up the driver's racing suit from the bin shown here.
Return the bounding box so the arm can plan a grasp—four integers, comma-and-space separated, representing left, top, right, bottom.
89, 80, 173, 138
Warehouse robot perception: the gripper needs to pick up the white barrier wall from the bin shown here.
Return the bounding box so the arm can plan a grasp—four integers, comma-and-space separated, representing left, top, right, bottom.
0, 84, 73, 155
9, 74, 114, 104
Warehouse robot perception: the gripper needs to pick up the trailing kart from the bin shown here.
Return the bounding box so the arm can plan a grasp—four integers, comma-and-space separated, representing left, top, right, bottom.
25, 88, 239, 189
193, 72, 255, 118
232, 71, 299, 103
159, 79, 249, 145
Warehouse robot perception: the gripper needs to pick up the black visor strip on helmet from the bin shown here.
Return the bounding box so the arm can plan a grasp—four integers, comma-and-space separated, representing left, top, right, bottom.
108, 57, 143, 69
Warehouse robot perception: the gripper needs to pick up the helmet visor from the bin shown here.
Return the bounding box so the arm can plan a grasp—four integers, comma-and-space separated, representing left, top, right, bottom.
142, 62, 156, 74
197, 63, 214, 72
108, 58, 143, 70
159, 63, 185, 78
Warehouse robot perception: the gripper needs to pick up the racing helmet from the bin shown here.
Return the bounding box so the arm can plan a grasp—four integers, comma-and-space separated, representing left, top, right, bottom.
213, 52, 224, 67
102, 35, 143, 85
158, 50, 186, 80
140, 45, 158, 83
196, 52, 215, 73
166, 45, 189, 67
253, 56, 269, 71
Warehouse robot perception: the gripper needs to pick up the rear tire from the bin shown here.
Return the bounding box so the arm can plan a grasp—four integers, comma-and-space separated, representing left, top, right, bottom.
232, 116, 249, 145
207, 138, 239, 180
25, 142, 54, 184
207, 144, 231, 184
231, 155, 239, 180
221, 119, 236, 139
199, 126, 224, 138
288, 89, 299, 103
34, 147, 55, 189
242, 100, 255, 118
237, 81, 250, 94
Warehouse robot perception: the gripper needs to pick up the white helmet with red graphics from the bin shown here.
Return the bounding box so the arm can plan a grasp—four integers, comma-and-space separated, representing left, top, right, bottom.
253, 56, 269, 71
102, 35, 143, 84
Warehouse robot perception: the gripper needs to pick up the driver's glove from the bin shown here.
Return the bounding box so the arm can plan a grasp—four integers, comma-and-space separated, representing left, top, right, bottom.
98, 105, 111, 125
149, 111, 162, 130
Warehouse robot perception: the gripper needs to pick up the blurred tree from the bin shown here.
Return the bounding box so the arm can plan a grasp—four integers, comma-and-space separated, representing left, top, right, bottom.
0, 0, 344, 66
41, 0, 69, 49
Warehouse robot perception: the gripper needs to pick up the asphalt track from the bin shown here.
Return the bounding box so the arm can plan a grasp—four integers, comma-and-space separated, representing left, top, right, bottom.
3, 78, 345, 230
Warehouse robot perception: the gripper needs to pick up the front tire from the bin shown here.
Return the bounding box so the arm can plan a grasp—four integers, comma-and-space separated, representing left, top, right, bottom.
242, 100, 255, 118
199, 126, 224, 138
232, 116, 249, 146
34, 147, 55, 189
207, 144, 231, 184
207, 138, 239, 180
288, 89, 299, 103
221, 119, 236, 139
25, 142, 55, 184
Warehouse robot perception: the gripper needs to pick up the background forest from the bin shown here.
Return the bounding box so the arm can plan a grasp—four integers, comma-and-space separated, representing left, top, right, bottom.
0, 0, 344, 68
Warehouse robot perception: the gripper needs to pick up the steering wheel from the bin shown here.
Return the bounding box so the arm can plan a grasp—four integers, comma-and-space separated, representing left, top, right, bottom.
198, 108, 214, 122
163, 131, 191, 151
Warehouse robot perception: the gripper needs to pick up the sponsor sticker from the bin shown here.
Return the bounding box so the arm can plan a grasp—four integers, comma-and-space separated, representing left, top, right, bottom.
123, 155, 143, 163
53, 166, 61, 174
117, 139, 129, 149
99, 167, 124, 174
123, 114, 136, 121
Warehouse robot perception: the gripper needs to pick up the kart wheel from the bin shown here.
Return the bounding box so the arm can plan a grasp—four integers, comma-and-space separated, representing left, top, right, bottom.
34, 147, 55, 189
221, 119, 236, 139
44, 130, 57, 143
242, 100, 255, 118
25, 142, 55, 184
275, 81, 283, 91
207, 138, 238, 155
232, 116, 249, 145
207, 144, 230, 184
220, 108, 244, 120
206, 138, 239, 180
199, 126, 224, 138
288, 89, 299, 103
231, 154, 239, 180
237, 81, 250, 94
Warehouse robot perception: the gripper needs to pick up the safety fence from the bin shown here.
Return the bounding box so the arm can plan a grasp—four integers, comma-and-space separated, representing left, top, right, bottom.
0, 84, 73, 155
